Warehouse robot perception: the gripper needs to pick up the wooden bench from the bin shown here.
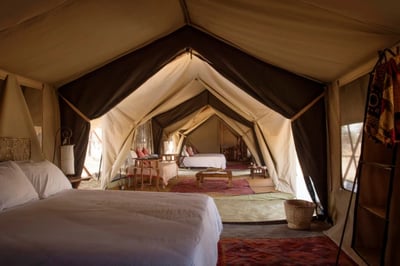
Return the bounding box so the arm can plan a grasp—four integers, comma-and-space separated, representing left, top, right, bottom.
195, 168, 233, 187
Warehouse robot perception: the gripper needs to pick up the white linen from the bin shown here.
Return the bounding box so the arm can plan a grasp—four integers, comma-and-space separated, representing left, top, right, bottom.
182, 153, 226, 169
0, 189, 222, 266
158, 161, 178, 185
0, 161, 39, 211
16, 160, 72, 198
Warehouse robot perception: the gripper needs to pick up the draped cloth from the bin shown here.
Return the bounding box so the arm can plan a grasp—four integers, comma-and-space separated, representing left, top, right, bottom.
364, 56, 400, 146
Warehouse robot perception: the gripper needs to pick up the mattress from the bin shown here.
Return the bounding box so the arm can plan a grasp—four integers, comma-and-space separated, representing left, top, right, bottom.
182, 153, 227, 169
0, 189, 223, 266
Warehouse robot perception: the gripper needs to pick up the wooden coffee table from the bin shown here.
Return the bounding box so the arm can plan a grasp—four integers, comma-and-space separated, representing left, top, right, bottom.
195, 168, 233, 187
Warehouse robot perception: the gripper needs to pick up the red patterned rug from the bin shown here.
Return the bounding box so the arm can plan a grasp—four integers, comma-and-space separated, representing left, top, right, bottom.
170, 178, 254, 196
217, 236, 357, 266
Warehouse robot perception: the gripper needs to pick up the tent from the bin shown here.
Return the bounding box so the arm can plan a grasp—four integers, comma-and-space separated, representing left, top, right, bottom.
57, 25, 326, 200
99, 53, 304, 196
1, 1, 400, 264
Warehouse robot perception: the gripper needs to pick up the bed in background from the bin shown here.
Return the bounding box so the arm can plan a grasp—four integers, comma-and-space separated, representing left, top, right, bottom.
0, 137, 222, 266
181, 153, 227, 169
180, 145, 227, 169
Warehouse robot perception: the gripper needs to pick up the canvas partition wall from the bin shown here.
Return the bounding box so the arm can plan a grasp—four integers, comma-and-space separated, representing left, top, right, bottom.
151, 90, 263, 162
166, 108, 263, 167
323, 77, 371, 266
164, 106, 298, 194
326, 75, 369, 210
340, 76, 369, 126
169, 111, 258, 160
100, 54, 305, 196
99, 54, 275, 190
58, 26, 327, 210
99, 57, 207, 188
292, 99, 327, 210
0, 75, 60, 164
0, 75, 43, 161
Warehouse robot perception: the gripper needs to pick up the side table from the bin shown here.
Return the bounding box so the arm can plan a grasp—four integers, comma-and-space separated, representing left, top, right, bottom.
249, 166, 269, 179
132, 157, 160, 190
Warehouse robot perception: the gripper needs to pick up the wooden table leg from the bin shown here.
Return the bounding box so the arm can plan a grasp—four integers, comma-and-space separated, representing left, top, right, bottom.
227, 170, 233, 187
140, 164, 144, 190
155, 176, 160, 191
250, 167, 255, 179
196, 173, 203, 187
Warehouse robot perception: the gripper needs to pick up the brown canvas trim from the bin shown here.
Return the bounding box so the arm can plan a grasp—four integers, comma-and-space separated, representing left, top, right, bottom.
151, 90, 264, 165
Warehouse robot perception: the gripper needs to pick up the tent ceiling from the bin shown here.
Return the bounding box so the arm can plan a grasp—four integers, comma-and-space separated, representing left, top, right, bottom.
1, 0, 399, 87
0, 0, 184, 86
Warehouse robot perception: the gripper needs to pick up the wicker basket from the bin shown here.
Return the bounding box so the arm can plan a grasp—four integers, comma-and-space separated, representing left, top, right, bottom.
284, 199, 315, 230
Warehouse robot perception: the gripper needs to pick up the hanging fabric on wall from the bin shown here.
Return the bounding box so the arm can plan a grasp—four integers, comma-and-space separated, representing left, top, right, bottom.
364, 49, 400, 146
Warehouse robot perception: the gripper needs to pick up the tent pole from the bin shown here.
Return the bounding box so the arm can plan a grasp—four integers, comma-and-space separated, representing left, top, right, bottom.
290, 92, 325, 122
335, 171, 358, 266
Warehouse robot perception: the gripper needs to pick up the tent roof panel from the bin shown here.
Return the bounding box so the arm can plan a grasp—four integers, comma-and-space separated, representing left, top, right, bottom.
0, 0, 399, 86
0, 0, 184, 86
188, 0, 400, 82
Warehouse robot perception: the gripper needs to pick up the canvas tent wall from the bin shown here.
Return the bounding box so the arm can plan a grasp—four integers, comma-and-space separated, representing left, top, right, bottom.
1, 2, 400, 264
151, 90, 261, 160
58, 26, 327, 209
164, 108, 256, 159
0, 75, 59, 163
180, 115, 242, 155
96, 53, 306, 198
172, 114, 227, 154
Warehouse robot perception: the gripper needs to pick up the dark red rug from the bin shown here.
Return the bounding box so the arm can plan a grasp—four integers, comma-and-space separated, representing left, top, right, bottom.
217, 236, 357, 266
170, 178, 254, 196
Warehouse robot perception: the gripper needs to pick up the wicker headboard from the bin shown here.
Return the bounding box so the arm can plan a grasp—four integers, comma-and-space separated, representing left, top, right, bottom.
0, 137, 31, 161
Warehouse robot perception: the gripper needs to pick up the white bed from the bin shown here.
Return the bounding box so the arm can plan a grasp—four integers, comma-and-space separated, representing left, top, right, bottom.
0, 189, 222, 266
181, 153, 227, 169
0, 138, 222, 266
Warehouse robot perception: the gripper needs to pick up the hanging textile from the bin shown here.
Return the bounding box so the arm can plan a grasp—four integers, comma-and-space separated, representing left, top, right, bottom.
364, 49, 400, 146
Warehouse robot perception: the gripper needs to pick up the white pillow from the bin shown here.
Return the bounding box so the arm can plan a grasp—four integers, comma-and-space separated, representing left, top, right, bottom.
130, 150, 138, 159
16, 160, 72, 199
0, 161, 39, 211
181, 145, 189, 157
186, 146, 194, 156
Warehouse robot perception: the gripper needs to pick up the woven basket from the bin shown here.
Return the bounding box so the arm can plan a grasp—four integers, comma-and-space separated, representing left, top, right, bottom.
284, 199, 315, 230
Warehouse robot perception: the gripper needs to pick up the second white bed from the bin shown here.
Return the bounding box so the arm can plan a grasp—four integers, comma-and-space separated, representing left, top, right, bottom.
182, 153, 227, 169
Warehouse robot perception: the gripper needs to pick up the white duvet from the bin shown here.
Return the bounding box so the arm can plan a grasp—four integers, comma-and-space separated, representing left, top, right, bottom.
182, 153, 226, 169
0, 189, 222, 266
